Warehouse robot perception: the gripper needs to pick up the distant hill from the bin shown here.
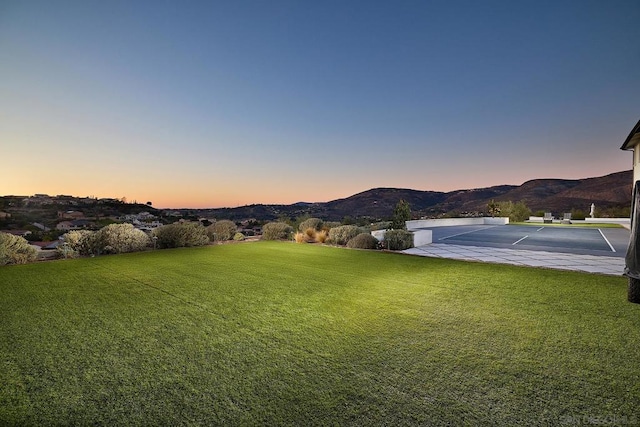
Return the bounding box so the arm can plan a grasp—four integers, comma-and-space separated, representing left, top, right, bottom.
476, 170, 632, 213
197, 170, 633, 221
3, 171, 631, 223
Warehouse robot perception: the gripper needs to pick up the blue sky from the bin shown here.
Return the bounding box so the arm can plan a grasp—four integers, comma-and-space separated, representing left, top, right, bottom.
1, 1, 639, 208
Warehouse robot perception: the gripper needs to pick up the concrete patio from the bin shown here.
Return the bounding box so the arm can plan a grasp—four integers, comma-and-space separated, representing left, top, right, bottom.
403, 243, 626, 276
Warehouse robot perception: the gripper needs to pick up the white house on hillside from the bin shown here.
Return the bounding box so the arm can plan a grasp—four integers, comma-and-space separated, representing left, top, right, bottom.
621, 118, 640, 185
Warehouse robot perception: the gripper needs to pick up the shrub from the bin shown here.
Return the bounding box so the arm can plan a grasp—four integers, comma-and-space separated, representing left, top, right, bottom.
60, 230, 97, 256
305, 227, 316, 239
295, 228, 328, 244
153, 222, 209, 248
346, 233, 379, 250
298, 218, 323, 232
498, 200, 531, 222
328, 225, 360, 246
56, 242, 78, 259
316, 229, 328, 243
322, 221, 341, 231
63, 228, 137, 257
262, 222, 293, 241
233, 232, 245, 241
97, 223, 151, 254
0, 232, 38, 265
207, 220, 237, 241
384, 229, 414, 250
571, 209, 586, 221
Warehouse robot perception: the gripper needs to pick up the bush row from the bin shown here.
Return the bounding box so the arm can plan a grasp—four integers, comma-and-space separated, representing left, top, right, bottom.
60, 223, 154, 257
1, 218, 413, 266
58, 221, 244, 259
262, 218, 414, 251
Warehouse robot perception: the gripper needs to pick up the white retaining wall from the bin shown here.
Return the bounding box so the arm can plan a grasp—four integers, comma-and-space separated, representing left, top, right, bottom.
370, 229, 433, 247
405, 217, 509, 231
528, 217, 631, 229
413, 230, 432, 246
371, 230, 386, 241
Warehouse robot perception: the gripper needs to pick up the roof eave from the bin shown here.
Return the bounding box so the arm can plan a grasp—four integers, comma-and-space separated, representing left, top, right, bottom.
621, 119, 640, 150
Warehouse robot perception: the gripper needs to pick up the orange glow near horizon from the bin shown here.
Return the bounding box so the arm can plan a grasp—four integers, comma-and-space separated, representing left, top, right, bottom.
3, 161, 632, 210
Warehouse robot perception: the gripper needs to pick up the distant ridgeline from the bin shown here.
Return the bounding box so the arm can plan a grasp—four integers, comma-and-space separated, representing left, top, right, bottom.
169, 170, 633, 221
0, 170, 632, 223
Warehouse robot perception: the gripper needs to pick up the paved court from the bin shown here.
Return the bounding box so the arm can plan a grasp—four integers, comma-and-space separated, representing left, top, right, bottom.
403, 225, 630, 276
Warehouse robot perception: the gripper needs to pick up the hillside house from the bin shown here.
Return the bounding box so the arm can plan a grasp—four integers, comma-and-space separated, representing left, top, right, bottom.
56, 221, 75, 231
621, 118, 640, 185
56, 219, 92, 231
24, 195, 53, 205
58, 210, 85, 220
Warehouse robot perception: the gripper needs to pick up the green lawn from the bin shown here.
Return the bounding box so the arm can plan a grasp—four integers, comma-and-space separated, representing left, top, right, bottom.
1, 242, 639, 426
512, 221, 625, 228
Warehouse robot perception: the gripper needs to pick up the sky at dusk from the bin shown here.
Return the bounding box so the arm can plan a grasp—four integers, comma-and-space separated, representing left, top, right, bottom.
2, 1, 639, 208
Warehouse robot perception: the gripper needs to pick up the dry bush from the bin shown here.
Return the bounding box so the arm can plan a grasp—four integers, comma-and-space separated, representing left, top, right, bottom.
304, 227, 316, 240
316, 230, 328, 243
295, 228, 328, 244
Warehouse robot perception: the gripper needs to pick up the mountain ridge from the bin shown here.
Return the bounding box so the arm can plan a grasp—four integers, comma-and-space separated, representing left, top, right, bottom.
197, 170, 633, 220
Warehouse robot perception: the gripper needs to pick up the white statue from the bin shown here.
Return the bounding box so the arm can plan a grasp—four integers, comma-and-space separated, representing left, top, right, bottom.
590, 203, 595, 218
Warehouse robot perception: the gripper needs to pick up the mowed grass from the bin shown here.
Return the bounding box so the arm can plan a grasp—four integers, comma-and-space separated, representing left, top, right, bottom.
1, 242, 639, 426
512, 222, 624, 228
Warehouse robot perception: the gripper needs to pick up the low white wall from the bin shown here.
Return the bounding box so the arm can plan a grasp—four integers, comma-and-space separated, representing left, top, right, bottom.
413, 230, 432, 246
406, 217, 509, 231
371, 230, 386, 241
370, 229, 432, 247
484, 217, 510, 225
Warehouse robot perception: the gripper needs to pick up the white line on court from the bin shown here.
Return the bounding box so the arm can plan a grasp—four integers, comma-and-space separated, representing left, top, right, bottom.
536, 227, 544, 232
513, 235, 529, 245
438, 226, 494, 241
598, 229, 616, 252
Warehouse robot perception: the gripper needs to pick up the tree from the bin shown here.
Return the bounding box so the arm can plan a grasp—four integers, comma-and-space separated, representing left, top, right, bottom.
487, 200, 501, 217
341, 216, 355, 225
391, 199, 411, 230
498, 200, 531, 222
